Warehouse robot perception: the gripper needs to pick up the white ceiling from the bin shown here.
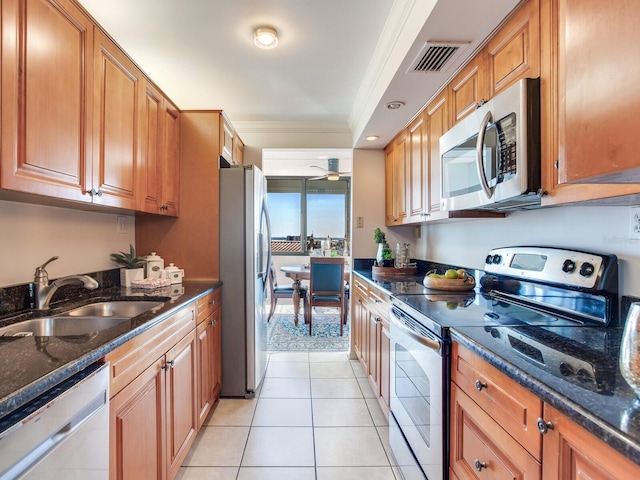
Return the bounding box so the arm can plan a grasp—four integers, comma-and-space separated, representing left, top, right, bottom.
78, 0, 520, 150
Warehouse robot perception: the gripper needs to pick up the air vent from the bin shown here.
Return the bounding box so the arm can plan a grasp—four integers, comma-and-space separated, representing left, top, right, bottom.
408, 42, 470, 74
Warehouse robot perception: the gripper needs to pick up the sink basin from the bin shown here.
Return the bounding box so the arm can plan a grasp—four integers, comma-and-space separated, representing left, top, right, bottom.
0, 316, 130, 337
62, 301, 164, 318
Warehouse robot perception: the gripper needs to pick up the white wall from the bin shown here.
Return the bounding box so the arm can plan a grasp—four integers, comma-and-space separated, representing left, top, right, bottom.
0, 200, 135, 287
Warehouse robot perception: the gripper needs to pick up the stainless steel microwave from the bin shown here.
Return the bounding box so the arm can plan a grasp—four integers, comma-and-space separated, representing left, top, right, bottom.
439, 77, 541, 212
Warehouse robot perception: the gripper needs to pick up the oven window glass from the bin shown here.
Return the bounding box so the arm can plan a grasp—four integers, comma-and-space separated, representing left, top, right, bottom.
394, 344, 432, 446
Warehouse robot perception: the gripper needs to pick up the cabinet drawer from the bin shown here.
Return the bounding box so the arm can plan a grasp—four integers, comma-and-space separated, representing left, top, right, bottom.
451, 383, 541, 480
368, 287, 390, 319
196, 289, 221, 323
452, 342, 543, 459
105, 302, 196, 397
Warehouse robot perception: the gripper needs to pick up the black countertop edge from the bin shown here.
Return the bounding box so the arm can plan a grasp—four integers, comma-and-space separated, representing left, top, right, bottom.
0, 280, 221, 423
450, 329, 640, 467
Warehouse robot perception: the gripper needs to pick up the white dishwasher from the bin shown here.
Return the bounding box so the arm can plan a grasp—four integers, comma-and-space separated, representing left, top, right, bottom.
0, 362, 109, 480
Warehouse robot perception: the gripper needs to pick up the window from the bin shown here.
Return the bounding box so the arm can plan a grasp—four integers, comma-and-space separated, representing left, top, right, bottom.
267, 177, 350, 255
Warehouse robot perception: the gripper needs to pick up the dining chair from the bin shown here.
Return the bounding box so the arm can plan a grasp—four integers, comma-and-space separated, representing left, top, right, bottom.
267, 264, 308, 323
307, 257, 346, 336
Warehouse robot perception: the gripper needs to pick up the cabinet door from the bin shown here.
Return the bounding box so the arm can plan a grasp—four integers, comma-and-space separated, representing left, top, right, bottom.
139, 80, 164, 214
233, 136, 244, 165
220, 116, 234, 163
385, 132, 408, 225
196, 311, 218, 426
165, 330, 197, 480
407, 114, 429, 222
541, 404, 640, 480
556, 0, 640, 184
450, 383, 541, 480
380, 317, 391, 412
486, 0, 540, 97
449, 56, 488, 124
110, 357, 165, 480
1, 0, 93, 202
352, 280, 367, 360
211, 307, 222, 400
92, 29, 140, 209
160, 101, 180, 216
367, 312, 380, 393
425, 91, 450, 215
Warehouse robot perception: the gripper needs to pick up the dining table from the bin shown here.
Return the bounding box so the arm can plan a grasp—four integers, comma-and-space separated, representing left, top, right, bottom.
280, 263, 351, 325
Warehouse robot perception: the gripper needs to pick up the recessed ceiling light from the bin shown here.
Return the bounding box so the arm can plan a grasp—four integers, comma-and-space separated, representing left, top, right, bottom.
366, 135, 379, 141
385, 101, 405, 110
254, 27, 278, 49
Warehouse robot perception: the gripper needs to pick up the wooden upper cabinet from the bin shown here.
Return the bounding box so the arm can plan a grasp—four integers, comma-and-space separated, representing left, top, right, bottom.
556, 0, 640, 184
540, 0, 640, 205
486, 0, 540, 97
1, 0, 93, 202
407, 113, 429, 222
232, 135, 244, 165
449, 55, 488, 124
425, 91, 450, 215
139, 81, 164, 214
92, 29, 140, 209
161, 101, 180, 216
385, 132, 408, 226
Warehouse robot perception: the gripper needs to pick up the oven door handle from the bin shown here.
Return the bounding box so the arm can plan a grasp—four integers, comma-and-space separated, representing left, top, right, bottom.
390, 313, 441, 352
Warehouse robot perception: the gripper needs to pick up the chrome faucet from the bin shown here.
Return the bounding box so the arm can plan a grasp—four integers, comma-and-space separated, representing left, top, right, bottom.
34, 256, 99, 310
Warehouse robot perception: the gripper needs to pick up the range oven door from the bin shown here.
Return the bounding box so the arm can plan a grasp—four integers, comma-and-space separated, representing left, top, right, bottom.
389, 305, 449, 480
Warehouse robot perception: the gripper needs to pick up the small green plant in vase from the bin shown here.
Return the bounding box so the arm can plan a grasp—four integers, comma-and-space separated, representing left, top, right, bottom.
381, 246, 394, 267
373, 227, 390, 266
111, 244, 146, 287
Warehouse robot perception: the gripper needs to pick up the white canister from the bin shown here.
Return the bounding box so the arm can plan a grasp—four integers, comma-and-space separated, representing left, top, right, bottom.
145, 252, 164, 278
163, 263, 184, 284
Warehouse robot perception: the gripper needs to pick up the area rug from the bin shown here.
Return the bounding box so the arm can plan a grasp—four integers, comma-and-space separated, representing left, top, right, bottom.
267, 304, 350, 352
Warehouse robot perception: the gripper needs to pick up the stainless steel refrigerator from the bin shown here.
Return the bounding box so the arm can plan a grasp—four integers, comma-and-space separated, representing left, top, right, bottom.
219, 165, 271, 397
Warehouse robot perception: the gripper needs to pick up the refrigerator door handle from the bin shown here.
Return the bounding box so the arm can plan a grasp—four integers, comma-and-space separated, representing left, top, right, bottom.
258, 196, 272, 284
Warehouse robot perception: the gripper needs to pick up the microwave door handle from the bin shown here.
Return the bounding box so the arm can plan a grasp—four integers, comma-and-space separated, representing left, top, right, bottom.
476, 111, 495, 199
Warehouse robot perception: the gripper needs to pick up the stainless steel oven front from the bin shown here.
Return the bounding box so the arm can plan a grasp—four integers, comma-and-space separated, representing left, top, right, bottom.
389, 303, 449, 480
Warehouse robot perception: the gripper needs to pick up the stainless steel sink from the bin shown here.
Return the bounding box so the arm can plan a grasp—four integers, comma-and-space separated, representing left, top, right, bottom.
62, 301, 164, 318
0, 316, 131, 337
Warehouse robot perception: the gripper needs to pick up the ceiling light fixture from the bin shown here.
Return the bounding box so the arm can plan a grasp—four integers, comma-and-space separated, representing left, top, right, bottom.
254, 27, 278, 49
385, 101, 405, 110
366, 135, 379, 141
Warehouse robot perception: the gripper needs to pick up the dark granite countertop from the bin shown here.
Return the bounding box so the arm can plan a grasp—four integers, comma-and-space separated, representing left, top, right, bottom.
351, 265, 640, 466
0, 280, 220, 425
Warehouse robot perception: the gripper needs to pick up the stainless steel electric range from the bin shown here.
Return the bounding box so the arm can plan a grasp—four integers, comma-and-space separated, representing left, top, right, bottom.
387, 246, 619, 480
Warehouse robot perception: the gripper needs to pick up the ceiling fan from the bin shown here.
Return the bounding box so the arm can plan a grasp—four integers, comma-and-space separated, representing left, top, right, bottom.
310, 158, 349, 181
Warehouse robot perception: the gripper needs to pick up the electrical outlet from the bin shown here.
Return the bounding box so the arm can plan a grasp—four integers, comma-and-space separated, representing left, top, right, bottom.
630, 207, 640, 240
117, 216, 128, 234
356, 216, 364, 228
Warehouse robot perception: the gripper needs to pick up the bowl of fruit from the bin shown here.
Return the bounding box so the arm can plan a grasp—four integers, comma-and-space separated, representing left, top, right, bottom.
423, 268, 475, 291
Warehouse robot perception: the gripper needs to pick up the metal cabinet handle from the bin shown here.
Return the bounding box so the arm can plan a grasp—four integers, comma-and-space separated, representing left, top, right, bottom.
163, 360, 175, 371
209, 319, 217, 326
475, 380, 488, 391
209, 300, 216, 305
474, 459, 487, 472
537, 418, 554, 434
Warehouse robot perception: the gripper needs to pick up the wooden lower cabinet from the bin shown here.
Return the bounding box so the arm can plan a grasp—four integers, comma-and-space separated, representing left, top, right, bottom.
351, 277, 390, 415
541, 404, 640, 480
110, 357, 166, 480
165, 330, 197, 480
107, 292, 221, 480
451, 341, 640, 479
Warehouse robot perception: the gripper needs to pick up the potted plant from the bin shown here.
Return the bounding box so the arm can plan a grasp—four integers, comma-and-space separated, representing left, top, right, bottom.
110, 244, 146, 287
374, 227, 390, 266
381, 246, 394, 267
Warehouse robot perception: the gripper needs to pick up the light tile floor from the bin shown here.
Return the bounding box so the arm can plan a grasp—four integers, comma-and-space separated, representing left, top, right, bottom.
177, 351, 398, 480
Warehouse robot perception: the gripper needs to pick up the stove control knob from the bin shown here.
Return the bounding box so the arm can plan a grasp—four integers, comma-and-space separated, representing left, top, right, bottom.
485, 254, 493, 264
492, 254, 502, 264
576, 368, 593, 384
559, 362, 574, 377
562, 259, 576, 273
580, 262, 595, 277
